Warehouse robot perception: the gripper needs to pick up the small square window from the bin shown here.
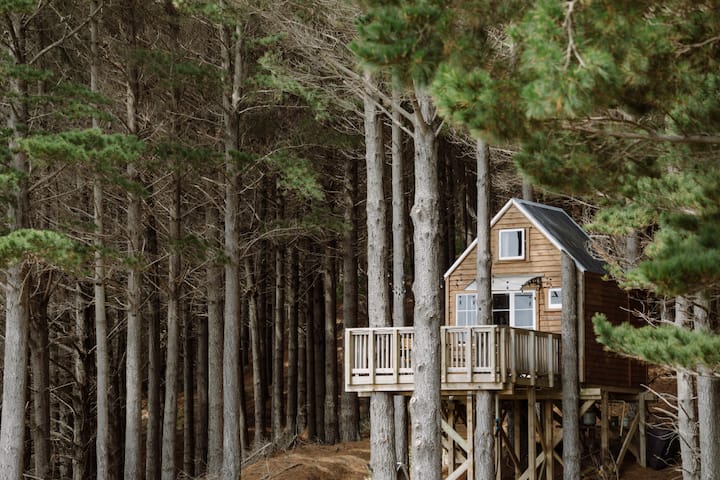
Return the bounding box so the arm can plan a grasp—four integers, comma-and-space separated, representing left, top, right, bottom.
499, 229, 525, 260
548, 288, 562, 309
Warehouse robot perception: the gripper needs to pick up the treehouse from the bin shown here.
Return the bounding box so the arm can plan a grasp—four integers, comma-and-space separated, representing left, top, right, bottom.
344, 198, 650, 480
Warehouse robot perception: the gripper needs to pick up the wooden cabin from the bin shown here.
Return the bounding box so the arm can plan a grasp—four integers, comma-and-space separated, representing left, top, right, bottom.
344, 198, 650, 479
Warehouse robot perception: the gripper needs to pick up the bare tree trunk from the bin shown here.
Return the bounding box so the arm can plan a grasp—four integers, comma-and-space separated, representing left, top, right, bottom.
73, 282, 92, 480
340, 156, 360, 442
365, 72, 397, 479
124, 3, 144, 477
313, 276, 326, 440
391, 87, 409, 469
474, 140, 494, 480
286, 248, 299, 435
146, 206, 162, 480
30, 288, 51, 480
693, 295, 717, 480
521, 180, 534, 202
409, 87, 441, 480
298, 257, 309, 433
196, 302, 209, 474
207, 202, 224, 475
221, 21, 245, 479
305, 276, 317, 439
0, 14, 30, 480
324, 253, 339, 444
183, 307, 196, 477
561, 252, 580, 480
246, 255, 267, 447
272, 246, 285, 440
676, 296, 699, 480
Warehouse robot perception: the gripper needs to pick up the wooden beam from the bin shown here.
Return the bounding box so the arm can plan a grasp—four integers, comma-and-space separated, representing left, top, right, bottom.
513, 400, 521, 478
615, 409, 640, 469
639, 395, 647, 467
528, 389, 536, 480
442, 419, 469, 453
544, 401, 554, 480
601, 391, 609, 464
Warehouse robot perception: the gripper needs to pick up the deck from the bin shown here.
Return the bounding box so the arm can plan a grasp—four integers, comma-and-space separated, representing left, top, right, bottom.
344, 325, 561, 393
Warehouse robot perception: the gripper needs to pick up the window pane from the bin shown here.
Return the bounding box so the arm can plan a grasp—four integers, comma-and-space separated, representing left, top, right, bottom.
514, 310, 533, 328
493, 311, 509, 326
514, 293, 533, 310
458, 312, 467, 326
493, 293, 509, 309
549, 289, 562, 306
500, 230, 523, 258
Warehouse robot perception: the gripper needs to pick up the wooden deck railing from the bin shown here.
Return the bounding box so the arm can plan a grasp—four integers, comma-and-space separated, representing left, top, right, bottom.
344, 326, 561, 393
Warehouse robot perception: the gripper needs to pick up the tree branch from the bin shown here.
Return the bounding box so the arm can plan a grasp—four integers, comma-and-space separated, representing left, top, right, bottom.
568, 125, 720, 145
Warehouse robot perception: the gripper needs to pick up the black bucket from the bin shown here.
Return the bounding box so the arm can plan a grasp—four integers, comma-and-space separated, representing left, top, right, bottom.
646, 426, 679, 470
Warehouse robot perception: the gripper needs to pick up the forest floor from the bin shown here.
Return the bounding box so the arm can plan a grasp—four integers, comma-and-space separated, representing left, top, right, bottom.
240, 436, 680, 480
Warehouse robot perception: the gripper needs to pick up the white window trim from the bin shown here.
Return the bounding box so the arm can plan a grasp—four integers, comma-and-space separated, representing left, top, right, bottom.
498, 228, 526, 260
548, 288, 562, 309
456, 293, 477, 326
492, 290, 537, 329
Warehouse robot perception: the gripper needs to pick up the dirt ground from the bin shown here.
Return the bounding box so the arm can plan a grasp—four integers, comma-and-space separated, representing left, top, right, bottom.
241, 437, 681, 480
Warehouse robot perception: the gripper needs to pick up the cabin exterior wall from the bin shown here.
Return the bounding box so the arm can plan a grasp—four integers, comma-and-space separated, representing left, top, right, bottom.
581, 272, 647, 388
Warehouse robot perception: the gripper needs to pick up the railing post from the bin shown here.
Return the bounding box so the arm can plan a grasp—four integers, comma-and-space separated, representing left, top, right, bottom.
392, 328, 399, 385
345, 330, 352, 389
547, 333, 555, 388
466, 327, 472, 382
510, 329, 517, 384
529, 330, 536, 386
368, 329, 375, 385
441, 327, 447, 384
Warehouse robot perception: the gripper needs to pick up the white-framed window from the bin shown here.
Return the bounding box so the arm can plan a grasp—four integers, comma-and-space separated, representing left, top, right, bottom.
499, 228, 525, 260
548, 288, 562, 309
492, 291, 536, 329
456, 293, 477, 326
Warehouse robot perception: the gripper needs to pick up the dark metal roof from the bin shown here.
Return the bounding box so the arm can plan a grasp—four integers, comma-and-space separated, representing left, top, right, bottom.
514, 198, 606, 274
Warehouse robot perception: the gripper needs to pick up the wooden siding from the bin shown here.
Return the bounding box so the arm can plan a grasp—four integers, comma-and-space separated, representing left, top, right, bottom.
445, 204, 563, 333
582, 272, 647, 388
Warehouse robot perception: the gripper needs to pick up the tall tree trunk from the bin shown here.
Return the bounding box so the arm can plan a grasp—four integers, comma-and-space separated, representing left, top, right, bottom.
676, 296, 699, 480
0, 14, 30, 480
313, 276, 326, 440
693, 295, 718, 480
365, 72, 397, 479
246, 255, 267, 447
73, 281, 93, 480
323, 253, 339, 444
305, 277, 317, 439
206, 200, 224, 475
124, 2, 144, 477
474, 140, 494, 480
30, 285, 51, 480
285, 248, 299, 435
272, 246, 285, 440
297, 257, 309, 433
561, 252, 580, 480
146, 196, 162, 480
391, 87, 408, 469
221, 21, 245, 479
409, 87, 441, 480
340, 155, 360, 442
161, 171, 183, 480
183, 307, 196, 477
196, 300, 209, 474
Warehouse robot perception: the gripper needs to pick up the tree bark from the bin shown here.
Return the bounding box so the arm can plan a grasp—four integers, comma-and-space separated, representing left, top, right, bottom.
561, 252, 580, 480
0, 13, 30, 480
206, 199, 224, 475
340, 154, 360, 442
409, 86, 441, 480
146, 204, 162, 480
246, 255, 267, 447
323, 253, 339, 444
391, 87, 409, 469
365, 71, 397, 479
676, 296, 699, 480
30, 285, 51, 480
297, 257, 308, 433
196, 299, 209, 475
183, 306, 196, 477
693, 295, 717, 480
313, 276, 326, 440
305, 275, 317, 439
286, 247, 299, 435
474, 139, 494, 480
272, 246, 285, 440
221, 21, 245, 479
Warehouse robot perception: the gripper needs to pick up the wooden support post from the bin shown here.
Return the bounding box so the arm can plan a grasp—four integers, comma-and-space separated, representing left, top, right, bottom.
544, 400, 554, 480
441, 330, 447, 383
392, 328, 399, 385
513, 400, 521, 479
639, 395, 647, 468
467, 394, 474, 480
601, 391, 609, 465
344, 331, 352, 389
528, 389, 536, 480
448, 401, 456, 474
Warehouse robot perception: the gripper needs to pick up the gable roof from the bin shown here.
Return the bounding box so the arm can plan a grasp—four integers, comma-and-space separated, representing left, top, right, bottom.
443, 198, 606, 279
